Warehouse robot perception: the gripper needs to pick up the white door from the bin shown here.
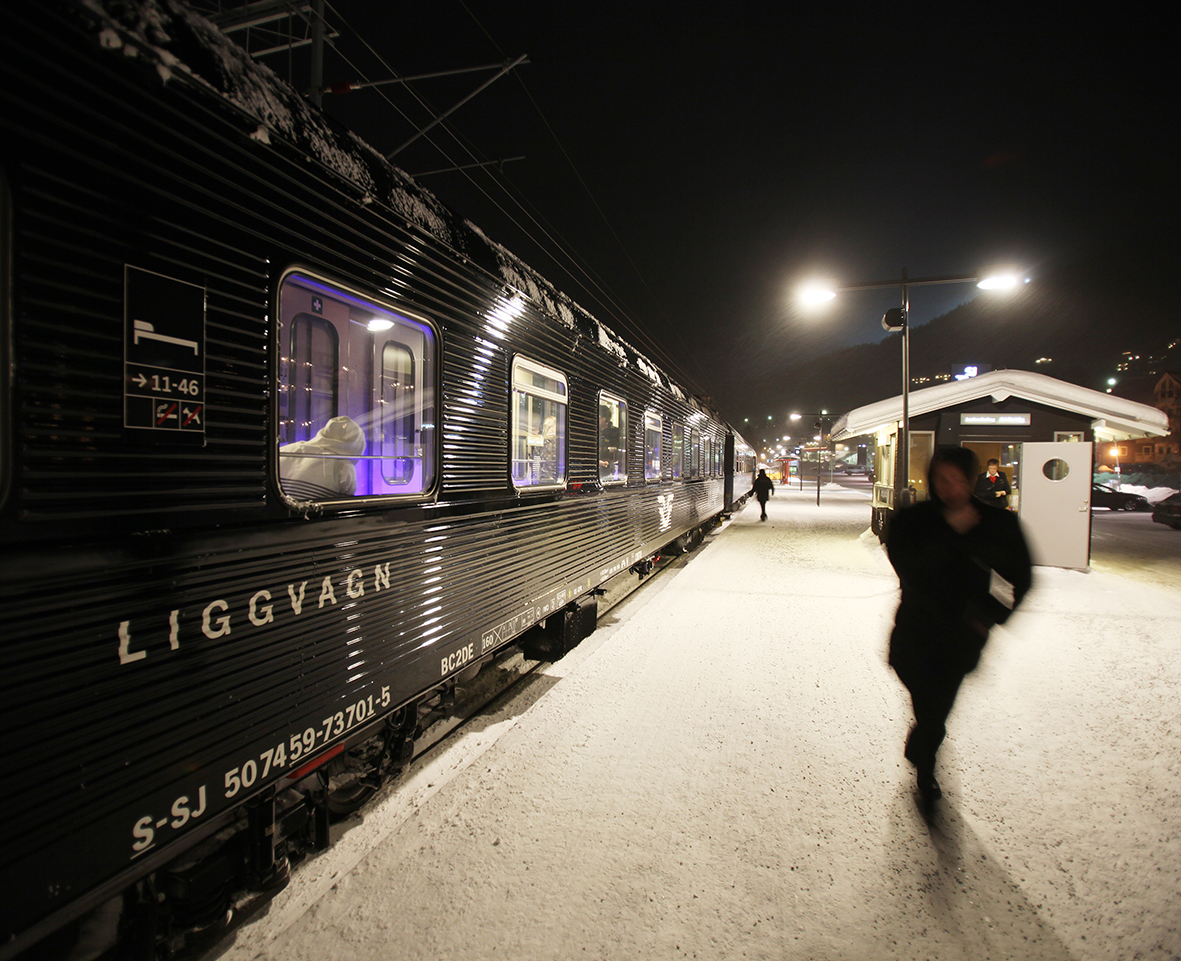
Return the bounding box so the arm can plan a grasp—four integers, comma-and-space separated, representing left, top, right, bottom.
1017, 442, 1093, 569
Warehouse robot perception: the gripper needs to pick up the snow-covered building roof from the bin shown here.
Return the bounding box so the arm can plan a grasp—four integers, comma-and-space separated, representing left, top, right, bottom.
830, 369, 1169, 442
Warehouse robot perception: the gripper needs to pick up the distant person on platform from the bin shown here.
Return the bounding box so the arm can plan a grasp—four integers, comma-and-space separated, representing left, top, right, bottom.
974, 458, 1011, 508
886, 446, 1032, 816
752, 469, 774, 521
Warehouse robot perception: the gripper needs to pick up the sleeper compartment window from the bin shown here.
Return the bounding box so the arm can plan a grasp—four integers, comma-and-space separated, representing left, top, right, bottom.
599, 392, 627, 485
277, 272, 437, 503
511, 357, 567, 489
644, 411, 662, 481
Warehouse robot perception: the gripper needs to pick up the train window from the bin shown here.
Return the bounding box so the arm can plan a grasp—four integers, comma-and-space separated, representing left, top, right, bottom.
669, 423, 683, 479
688, 428, 702, 478
644, 411, 662, 481
511, 357, 567, 489
290, 315, 339, 434
598, 393, 627, 485
277, 272, 437, 503
712, 437, 723, 475
380, 342, 416, 485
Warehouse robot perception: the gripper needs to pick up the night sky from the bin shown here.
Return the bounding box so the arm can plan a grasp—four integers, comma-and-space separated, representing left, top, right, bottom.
226, 1, 1175, 423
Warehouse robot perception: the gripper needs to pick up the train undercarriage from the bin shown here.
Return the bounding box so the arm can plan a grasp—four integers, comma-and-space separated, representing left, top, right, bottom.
20, 521, 722, 961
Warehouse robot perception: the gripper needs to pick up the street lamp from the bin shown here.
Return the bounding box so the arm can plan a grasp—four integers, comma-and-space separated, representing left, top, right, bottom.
791, 410, 832, 505
798, 268, 1025, 510
1110, 445, 1121, 486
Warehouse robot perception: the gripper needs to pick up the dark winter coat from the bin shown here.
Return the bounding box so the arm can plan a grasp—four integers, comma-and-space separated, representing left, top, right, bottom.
974, 469, 1011, 508
752, 473, 774, 503
886, 497, 1032, 683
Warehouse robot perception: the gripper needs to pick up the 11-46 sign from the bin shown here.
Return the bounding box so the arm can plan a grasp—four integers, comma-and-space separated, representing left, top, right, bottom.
123, 266, 206, 442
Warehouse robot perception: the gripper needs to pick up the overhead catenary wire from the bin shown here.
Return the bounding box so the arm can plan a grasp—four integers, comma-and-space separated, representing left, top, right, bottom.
319, 6, 648, 331
317, 18, 641, 333
454, 2, 714, 399
317, 0, 713, 401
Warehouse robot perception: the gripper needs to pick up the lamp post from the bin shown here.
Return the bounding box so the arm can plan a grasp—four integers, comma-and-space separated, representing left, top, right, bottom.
1110, 445, 1121, 487
799, 268, 1024, 511
791, 411, 831, 505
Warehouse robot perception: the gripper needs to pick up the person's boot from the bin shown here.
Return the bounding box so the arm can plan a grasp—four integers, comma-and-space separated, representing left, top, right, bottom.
916, 764, 942, 820
917, 771, 942, 801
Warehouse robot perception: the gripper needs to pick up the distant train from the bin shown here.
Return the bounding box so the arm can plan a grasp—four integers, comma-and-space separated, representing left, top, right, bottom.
0, 2, 755, 958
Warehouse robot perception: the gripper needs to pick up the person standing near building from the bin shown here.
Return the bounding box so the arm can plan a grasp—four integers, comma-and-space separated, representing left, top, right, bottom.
974, 457, 1011, 508
886, 446, 1032, 814
752, 468, 774, 521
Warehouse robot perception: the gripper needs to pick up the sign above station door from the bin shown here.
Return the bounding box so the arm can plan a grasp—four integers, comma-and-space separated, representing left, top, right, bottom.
960, 413, 1032, 426
123, 266, 206, 443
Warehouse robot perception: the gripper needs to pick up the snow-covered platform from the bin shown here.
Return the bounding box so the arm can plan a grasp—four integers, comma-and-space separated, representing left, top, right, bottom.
219, 485, 1181, 961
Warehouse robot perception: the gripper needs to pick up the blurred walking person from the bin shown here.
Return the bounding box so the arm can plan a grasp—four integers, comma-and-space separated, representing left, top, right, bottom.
752, 468, 774, 521
886, 446, 1032, 814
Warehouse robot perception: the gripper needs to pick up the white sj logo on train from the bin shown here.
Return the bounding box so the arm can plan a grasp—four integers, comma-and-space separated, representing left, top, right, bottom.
657, 491, 674, 531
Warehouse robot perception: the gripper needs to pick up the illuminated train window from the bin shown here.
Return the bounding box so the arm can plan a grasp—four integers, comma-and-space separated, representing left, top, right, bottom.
669, 422, 684, 479
277, 272, 437, 503
290, 315, 338, 434
380, 342, 418, 485
644, 411, 662, 481
688, 428, 702, 478
599, 392, 627, 485
511, 356, 567, 489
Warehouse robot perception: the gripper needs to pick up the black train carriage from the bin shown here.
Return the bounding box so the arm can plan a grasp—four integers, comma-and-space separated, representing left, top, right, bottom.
0, 2, 752, 956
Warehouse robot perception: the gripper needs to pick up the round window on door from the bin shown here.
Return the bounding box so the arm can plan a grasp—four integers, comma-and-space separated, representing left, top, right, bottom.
1042, 458, 1070, 481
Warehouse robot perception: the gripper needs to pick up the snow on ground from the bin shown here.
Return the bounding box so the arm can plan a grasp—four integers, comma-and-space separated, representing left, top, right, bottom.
221, 487, 1181, 961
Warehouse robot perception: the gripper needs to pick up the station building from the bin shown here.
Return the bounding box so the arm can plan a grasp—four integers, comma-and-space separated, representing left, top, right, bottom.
831, 369, 1169, 565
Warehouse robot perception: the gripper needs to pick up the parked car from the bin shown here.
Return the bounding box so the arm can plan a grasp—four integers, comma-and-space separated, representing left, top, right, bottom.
1091, 484, 1151, 511
1151, 492, 1181, 529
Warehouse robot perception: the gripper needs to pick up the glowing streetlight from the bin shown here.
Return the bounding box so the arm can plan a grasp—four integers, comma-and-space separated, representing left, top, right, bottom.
976, 273, 1022, 290
796, 270, 1025, 304
795, 268, 1028, 509
797, 284, 837, 305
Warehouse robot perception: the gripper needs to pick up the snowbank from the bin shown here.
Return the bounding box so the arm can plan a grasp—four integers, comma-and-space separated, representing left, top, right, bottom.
1104, 484, 1178, 505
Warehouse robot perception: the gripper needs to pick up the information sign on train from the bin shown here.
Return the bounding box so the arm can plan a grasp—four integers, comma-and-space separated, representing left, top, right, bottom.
123, 265, 206, 441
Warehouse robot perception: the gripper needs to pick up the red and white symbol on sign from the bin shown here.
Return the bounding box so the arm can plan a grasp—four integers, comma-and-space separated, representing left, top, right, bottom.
182, 405, 202, 427
155, 403, 178, 426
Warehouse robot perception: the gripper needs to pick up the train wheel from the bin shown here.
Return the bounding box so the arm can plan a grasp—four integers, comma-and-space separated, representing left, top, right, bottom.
321, 740, 386, 821
323, 703, 417, 820
669, 526, 702, 554
325, 780, 379, 820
